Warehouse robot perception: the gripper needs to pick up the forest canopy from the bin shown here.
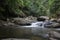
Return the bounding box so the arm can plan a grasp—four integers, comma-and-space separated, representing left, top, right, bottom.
0, 0, 60, 19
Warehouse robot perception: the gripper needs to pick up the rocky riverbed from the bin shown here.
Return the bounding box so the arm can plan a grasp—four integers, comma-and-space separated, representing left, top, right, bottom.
0, 16, 60, 40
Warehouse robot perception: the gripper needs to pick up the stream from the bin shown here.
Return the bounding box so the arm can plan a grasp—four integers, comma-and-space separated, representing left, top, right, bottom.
0, 21, 60, 40
23, 21, 45, 28
22, 21, 60, 38
21, 21, 50, 38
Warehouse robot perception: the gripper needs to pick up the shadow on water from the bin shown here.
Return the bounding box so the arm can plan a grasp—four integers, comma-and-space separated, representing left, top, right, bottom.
0, 26, 49, 40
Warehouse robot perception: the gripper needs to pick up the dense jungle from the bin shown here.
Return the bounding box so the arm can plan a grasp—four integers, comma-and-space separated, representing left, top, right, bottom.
0, 0, 60, 40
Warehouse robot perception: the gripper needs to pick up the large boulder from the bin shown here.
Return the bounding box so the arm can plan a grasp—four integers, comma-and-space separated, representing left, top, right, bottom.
51, 23, 60, 28
49, 31, 60, 40
50, 18, 57, 22
11, 18, 31, 25
11, 16, 37, 25
40, 16, 49, 20
44, 21, 60, 28
37, 16, 49, 21
49, 38, 58, 40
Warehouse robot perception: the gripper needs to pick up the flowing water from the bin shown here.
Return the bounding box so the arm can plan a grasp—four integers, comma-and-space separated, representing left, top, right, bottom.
22, 21, 60, 38
22, 21, 50, 38
1, 21, 60, 40
23, 21, 45, 28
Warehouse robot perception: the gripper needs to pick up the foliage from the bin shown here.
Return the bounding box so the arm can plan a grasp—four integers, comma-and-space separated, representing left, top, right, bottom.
0, 0, 60, 19
50, 0, 60, 18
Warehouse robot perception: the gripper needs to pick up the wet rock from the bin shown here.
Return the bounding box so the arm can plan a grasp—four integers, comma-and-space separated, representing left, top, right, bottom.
52, 23, 60, 28
49, 31, 60, 39
49, 38, 58, 40
45, 22, 60, 28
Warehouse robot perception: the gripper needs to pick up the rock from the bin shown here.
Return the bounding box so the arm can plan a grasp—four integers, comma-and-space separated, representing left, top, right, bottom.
50, 18, 57, 22
37, 16, 49, 21
49, 38, 58, 40
53, 31, 60, 38
51, 23, 60, 28
25, 16, 37, 22
37, 18, 46, 21
45, 22, 60, 28
11, 18, 30, 25
57, 18, 60, 23
11, 16, 37, 25
3, 22, 15, 26
40, 16, 49, 20
49, 31, 60, 40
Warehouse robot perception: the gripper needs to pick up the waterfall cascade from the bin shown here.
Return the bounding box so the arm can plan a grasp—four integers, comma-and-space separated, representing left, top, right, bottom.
23, 21, 45, 28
